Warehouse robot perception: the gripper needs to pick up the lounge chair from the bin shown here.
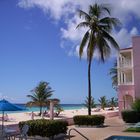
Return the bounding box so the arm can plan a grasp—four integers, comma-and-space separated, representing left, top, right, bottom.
0, 115, 15, 122
133, 122, 140, 128
93, 108, 101, 112
44, 112, 59, 117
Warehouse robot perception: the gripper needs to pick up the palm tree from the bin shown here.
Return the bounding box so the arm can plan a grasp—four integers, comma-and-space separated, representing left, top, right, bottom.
55, 104, 64, 116
109, 60, 118, 90
109, 97, 118, 110
84, 96, 96, 109
98, 96, 108, 110
27, 81, 53, 115
77, 3, 120, 115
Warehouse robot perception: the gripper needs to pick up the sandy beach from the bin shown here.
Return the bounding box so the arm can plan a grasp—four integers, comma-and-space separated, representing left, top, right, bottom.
0, 108, 119, 126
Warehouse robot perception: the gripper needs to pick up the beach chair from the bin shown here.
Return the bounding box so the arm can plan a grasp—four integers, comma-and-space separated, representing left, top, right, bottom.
15, 124, 29, 140
94, 108, 101, 112
133, 122, 140, 128
0, 114, 16, 122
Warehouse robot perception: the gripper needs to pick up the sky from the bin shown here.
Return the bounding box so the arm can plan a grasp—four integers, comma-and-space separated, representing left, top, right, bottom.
0, 0, 140, 104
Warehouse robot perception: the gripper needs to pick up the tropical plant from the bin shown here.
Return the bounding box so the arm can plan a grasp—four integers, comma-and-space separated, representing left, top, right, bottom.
109, 60, 118, 90
98, 96, 108, 110
108, 97, 118, 110
27, 81, 53, 115
77, 3, 120, 115
84, 96, 96, 109
47, 99, 63, 116
55, 104, 64, 116
132, 98, 140, 112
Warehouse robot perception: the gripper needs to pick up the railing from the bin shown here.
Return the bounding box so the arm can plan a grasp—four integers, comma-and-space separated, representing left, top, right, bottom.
68, 128, 89, 140
119, 82, 133, 85
119, 60, 132, 68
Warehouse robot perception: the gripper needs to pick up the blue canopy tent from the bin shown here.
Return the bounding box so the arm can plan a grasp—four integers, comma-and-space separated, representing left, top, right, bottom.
0, 99, 25, 133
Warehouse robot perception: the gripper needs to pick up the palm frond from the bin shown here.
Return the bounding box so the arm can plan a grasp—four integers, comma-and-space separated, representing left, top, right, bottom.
87, 31, 95, 61
89, 4, 101, 18
89, 3, 111, 18
102, 30, 120, 51
99, 17, 121, 30
79, 30, 90, 58
100, 4, 111, 15
76, 22, 90, 29
109, 60, 118, 90
78, 9, 91, 21
27, 95, 38, 102
96, 34, 111, 62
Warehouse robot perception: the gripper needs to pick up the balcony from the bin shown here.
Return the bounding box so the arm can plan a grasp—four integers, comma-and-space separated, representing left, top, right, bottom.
120, 81, 133, 85
119, 60, 132, 68
118, 69, 134, 85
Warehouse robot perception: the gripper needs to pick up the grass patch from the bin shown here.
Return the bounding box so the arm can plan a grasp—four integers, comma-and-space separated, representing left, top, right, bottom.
125, 127, 140, 132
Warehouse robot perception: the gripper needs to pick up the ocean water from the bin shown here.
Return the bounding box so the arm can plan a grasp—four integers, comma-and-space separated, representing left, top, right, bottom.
0, 104, 85, 114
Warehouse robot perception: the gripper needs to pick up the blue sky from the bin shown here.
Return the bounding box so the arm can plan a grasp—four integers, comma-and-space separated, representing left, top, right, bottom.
0, 0, 139, 103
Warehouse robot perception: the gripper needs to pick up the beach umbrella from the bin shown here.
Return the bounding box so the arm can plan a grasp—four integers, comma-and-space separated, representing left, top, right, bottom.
0, 99, 25, 133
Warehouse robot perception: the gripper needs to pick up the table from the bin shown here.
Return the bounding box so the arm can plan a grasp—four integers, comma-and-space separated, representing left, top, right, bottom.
4, 128, 19, 140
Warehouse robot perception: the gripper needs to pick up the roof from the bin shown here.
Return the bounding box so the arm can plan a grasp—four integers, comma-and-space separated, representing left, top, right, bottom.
120, 47, 132, 51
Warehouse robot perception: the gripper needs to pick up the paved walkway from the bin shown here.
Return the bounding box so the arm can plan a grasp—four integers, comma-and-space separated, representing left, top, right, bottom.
68, 117, 140, 140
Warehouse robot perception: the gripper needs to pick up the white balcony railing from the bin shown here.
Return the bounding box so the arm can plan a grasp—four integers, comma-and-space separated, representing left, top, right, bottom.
119, 60, 132, 68
119, 82, 133, 85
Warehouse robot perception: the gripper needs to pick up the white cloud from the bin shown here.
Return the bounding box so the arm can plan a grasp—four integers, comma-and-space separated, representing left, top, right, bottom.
61, 15, 87, 42
18, 0, 140, 22
18, 0, 68, 19
113, 27, 139, 49
18, 0, 90, 20
130, 27, 139, 36
18, 0, 140, 58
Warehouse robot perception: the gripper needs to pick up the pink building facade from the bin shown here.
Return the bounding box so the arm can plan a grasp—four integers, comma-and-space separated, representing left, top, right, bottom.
117, 36, 140, 114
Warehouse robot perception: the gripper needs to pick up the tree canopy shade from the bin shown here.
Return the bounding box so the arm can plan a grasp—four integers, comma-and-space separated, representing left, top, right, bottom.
27, 81, 53, 115
77, 3, 120, 115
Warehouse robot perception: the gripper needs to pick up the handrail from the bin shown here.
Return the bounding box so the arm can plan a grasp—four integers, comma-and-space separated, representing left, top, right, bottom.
68, 128, 89, 140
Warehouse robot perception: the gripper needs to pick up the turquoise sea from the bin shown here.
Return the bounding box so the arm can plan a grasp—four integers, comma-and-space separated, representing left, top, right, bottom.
1, 104, 85, 114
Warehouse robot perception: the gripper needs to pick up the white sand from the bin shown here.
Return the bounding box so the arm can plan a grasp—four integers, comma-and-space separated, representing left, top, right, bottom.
0, 108, 119, 125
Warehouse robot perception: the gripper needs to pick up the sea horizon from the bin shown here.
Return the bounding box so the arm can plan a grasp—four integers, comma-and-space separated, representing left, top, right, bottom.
0, 104, 86, 114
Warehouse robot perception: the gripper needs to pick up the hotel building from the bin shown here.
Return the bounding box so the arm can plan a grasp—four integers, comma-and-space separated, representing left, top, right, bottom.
117, 36, 140, 113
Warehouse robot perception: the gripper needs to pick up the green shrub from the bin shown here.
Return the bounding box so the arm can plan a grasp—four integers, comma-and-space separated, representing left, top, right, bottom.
19, 119, 68, 137
132, 99, 140, 112
125, 127, 140, 132
73, 115, 105, 126
121, 110, 140, 123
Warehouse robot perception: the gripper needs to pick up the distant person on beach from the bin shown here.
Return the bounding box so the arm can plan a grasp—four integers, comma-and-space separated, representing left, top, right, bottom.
31, 111, 35, 120
4, 113, 9, 121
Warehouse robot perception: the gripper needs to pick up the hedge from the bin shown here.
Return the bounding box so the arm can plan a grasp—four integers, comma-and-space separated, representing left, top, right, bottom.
121, 110, 140, 123
19, 119, 68, 137
125, 127, 140, 132
73, 115, 105, 126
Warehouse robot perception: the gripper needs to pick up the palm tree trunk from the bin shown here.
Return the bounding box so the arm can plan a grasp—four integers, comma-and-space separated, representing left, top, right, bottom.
88, 60, 92, 115
40, 106, 42, 116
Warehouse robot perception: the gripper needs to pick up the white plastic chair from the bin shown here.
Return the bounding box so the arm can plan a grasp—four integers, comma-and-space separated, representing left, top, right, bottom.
2, 127, 17, 140
16, 124, 29, 140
